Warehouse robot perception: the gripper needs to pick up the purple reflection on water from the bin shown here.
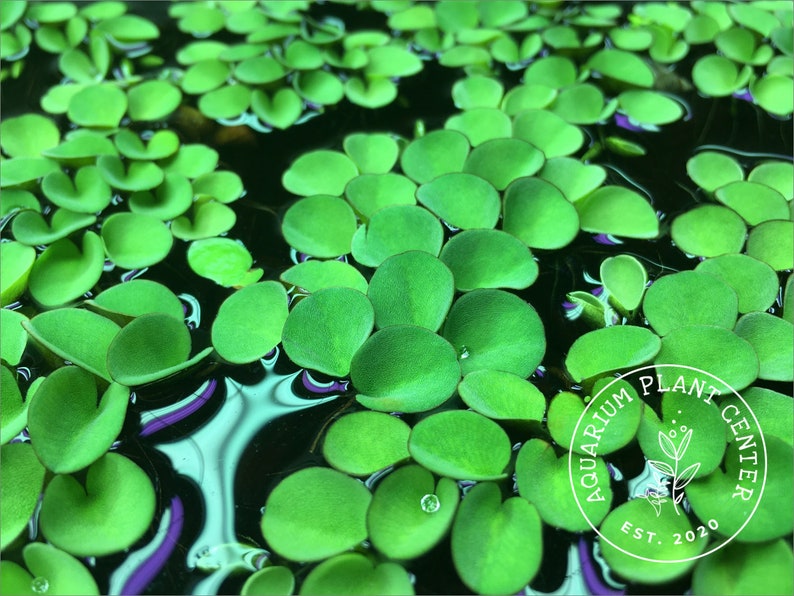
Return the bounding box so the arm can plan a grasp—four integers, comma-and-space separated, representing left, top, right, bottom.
614, 113, 645, 133
139, 379, 218, 437
591, 286, 605, 297
301, 370, 348, 394
733, 89, 753, 102
593, 234, 619, 245
121, 496, 184, 596
578, 537, 626, 596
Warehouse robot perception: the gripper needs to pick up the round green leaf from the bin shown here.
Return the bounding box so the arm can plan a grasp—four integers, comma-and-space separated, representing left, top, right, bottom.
452, 75, 504, 109
692, 540, 794, 596
28, 366, 128, 474
442, 289, 545, 377
344, 76, 398, 109
715, 181, 789, 225
280, 260, 368, 294
299, 553, 414, 595
187, 238, 262, 287
27, 232, 105, 309
399, 130, 470, 184
1, 241, 35, 306
282, 287, 373, 378
503, 177, 580, 249
160, 144, 218, 179
601, 254, 647, 311
513, 108, 584, 158
752, 74, 793, 116
734, 312, 793, 382
127, 80, 181, 122
576, 185, 659, 239
0, 156, 61, 187
241, 566, 294, 596
671, 204, 747, 257
445, 107, 512, 147
198, 84, 251, 120
66, 84, 127, 128
451, 482, 542, 594
11, 208, 96, 246
748, 160, 793, 201
234, 56, 286, 85
1, 365, 26, 445
211, 281, 289, 364
282, 150, 358, 197
367, 251, 453, 331
440, 229, 538, 291
181, 59, 230, 94
731, 387, 793, 447
696, 254, 778, 313
551, 83, 610, 125
351, 205, 444, 268
171, 199, 236, 241
251, 88, 303, 130
343, 133, 399, 175
128, 173, 193, 220
322, 411, 410, 476
416, 172, 499, 230
0, 443, 46, 550
459, 369, 545, 421
101, 212, 173, 269
41, 166, 110, 214
746, 220, 794, 271
365, 44, 422, 77
281, 195, 357, 258
113, 129, 180, 161
19, 543, 100, 596
655, 325, 759, 391
261, 467, 371, 562
94, 14, 158, 41
294, 70, 345, 106
408, 410, 511, 480
368, 465, 458, 560
39, 453, 156, 556
352, 325, 460, 413
692, 54, 752, 97
0, 114, 60, 158
461, 137, 544, 191
344, 173, 417, 219
586, 48, 655, 87
87, 279, 184, 322
41, 130, 117, 162
565, 325, 661, 382
618, 89, 685, 125
192, 170, 244, 204
687, 151, 744, 193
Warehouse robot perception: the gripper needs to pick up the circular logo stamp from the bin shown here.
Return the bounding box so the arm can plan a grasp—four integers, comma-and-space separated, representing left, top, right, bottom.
568, 364, 767, 564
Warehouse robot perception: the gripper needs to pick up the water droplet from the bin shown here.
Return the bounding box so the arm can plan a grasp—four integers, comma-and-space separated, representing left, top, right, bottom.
459, 346, 470, 359
30, 577, 49, 594
420, 494, 440, 513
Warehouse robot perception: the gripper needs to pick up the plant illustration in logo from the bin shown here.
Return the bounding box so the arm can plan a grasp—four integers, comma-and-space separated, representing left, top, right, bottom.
644, 425, 701, 517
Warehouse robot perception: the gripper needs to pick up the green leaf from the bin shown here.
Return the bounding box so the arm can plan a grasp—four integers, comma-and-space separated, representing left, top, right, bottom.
128, 173, 193, 221
746, 220, 794, 271
171, 199, 236, 241
399, 130, 470, 184
550, 83, 611, 125
748, 161, 793, 200
66, 84, 128, 128
1, 309, 28, 367
734, 312, 793, 382
251, 88, 303, 130
442, 289, 545, 377
0, 156, 60, 187
94, 14, 159, 41
344, 173, 417, 219
695, 254, 779, 314
503, 177, 580, 249
419, 172, 501, 231
192, 170, 244, 204
618, 89, 685, 125
461, 137, 544, 191
282, 287, 373, 377
732, 386, 793, 447
351, 205, 443, 268
365, 44, 422, 77
440, 228, 538, 291
343, 133, 399, 175
576, 185, 659, 239
671, 204, 747, 257
261, 467, 371, 562
513, 108, 584, 158
181, 59, 230, 94
344, 76, 398, 109
212, 281, 288, 364
367, 251, 453, 332
86, 279, 184, 323
241, 566, 294, 596
692, 54, 752, 97
18, 543, 100, 596
687, 151, 744, 193
198, 84, 251, 120
1, 241, 35, 306
0, 114, 60, 158
282, 150, 358, 197
97, 154, 164, 191
114, 129, 180, 161
101, 212, 174, 269
451, 482, 542, 594
458, 369, 545, 421
445, 107, 512, 146
187, 238, 262, 287
516, 438, 612, 531
565, 325, 661, 382
299, 553, 414, 595
408, 410, 511, 480
234, 56, 286, 85
127, 80, 182, 121
352, 325, 460, 413
39, 453, 156, 556
28, 366, 128, 474
601, 254, 647, 312
715, 181, 789, 225
282, 196, 357, 258
585, 48, 655, 88
0, 443, 46, 550
322, 411, 410, 476
41, 166, 112, 213
23, 307, 120, 381
367, 465, 458, 560
452, 76, 504, 109
280, 260, 368, 294
11, 208, 96, 246
294, 70, 345, 107
692, 540, 794, 596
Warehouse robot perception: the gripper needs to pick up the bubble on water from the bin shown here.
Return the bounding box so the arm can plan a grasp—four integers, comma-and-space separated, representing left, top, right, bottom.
30, 577, 49, 594
459, 346, 470, 359
420, 494, 440, 513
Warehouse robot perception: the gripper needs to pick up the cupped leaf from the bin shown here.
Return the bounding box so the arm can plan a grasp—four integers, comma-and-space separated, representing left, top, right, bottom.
0, 114, 60, 158
461, 137, 544, 191
27, 233, 105, 308
114, 129, 179, 161
282, 150, 358, 197
127, 80, 182, 122
351, 205, 444, 268
654, 325, 758, 392
106, 312, 211, 386
28, 366, 128, 474
67, 84, 127, 128
1, 309, 28, 367
440, 228, 538, 291
343, 133, 399, 175
565, 325, 661, 382
234, 56, 286, 85
39, 453, 156, 557
187, 238, 262, 287
95, 13, 158, 41
86, 279, 184, 322
752, 74, 794, 117
294, 70, 345, 107
299, 553, 414, 596
671, 204, 747, 257
451, 482, 542, 594
0, 443, 46, 550
128, 173, 193, 220
344, 173, 417, 219
18, 543, 100, 596
458, 369, 545, 421
442, 289, 545, 377
643, 270, 738, 336
524, 55, 577, 89
282, 287, 373, 378
576, 185, 659, 239
368, 464, 458, 560
408, 410, 511, 480
322, 411, 410, 476
550, 83, 611, 125
601, 254, 647, 312
41, 166, 112, 213
503, 177, 580, 249
695, 254, 778, 313
399, 130, 470, 184
746, 220, 793, 271
352, 325, 460, 413
96, 155, 164, 191
0, 157, 60, 187
42, 130, 117, 162
692, 54, 752, 97
367, 251, 453, 332
11, 208, 96, 246
512, 108, 584, 158
1, 241, 36, 306
198, 84, 251, 120
516, 438, 612, 532
101, 212, 173, 269
212, 281, 289, 364
282, 195, 357, 258
344, 76, 398, 109
416, 172, 500, 230
171, 199, 236, 241
261, 467, 371, 562
192, 170, 244, 204
280, 260, 368, 294
251, 88, 304, 130
734, 312, 793, 382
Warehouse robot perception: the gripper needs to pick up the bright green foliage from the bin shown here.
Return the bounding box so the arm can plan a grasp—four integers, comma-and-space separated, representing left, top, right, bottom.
299, 553, 414, 596
0, 443, 47, 550
692, 540, 794, 596
565, 326, 661, 382
734, 312, 794, 382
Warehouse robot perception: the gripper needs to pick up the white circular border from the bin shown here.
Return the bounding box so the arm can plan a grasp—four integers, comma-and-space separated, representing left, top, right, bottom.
567, 363, 769, 564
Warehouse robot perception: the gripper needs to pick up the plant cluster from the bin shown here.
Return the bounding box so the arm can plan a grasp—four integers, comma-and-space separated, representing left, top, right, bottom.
1, 1, 793, 595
